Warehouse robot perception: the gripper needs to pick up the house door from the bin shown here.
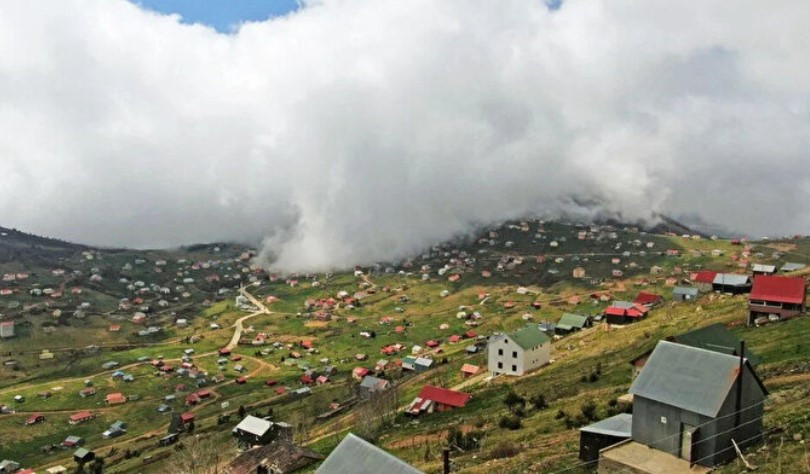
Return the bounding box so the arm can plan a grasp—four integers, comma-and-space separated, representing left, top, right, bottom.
680, 424, 697, 462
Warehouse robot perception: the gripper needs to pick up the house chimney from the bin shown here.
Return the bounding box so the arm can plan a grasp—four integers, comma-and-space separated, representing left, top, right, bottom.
443, 447, 450, 474
735, 340, 745, 427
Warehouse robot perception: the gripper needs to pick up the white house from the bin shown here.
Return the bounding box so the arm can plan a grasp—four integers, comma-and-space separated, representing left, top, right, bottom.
488, 325, 551, 376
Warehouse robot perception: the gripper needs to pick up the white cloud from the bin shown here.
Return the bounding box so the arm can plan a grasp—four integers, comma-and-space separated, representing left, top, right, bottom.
0, 0, 809, 271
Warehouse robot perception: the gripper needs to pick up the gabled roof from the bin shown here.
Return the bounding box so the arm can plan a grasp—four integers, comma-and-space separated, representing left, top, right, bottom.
507, 325, 551, 350
673, 286, 699, 296
633, 292, 662, 306
781, 262, 806, 272
674, 323, 762, 366
359, 375, 389, 390
316, 433, 423, 474
713, 273, 751, 286
230, 441, 324, 474
629, 341, 767, 418
417, 385, 470, 408
558, 313, 590, 329
693, 271, 718, 284
232, 415, 271, 437
750, 275, 806, 304
752, 264, 777, 273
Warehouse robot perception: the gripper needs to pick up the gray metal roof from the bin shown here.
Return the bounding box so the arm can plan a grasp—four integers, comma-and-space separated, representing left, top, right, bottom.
359, 375, 388, 390
629, 341, 764, 418
673, 286, 699, 296
752, 264, 776, 273
232, 415, 271, 436
712, 273, 751, 286
316, 433, 423, 474
612, 301, 635, 309
782, 262, 806, 272
580, 413, 633, 438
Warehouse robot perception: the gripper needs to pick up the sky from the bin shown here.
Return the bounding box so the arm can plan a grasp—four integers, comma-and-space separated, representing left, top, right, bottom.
1, 0, 809, 272
133, 0, 300, 32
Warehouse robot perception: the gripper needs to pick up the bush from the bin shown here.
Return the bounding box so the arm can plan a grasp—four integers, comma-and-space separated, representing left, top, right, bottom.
486, 441, 521, 460
499, 416, 522, 430
504, 390, 526, 414
530, 394, 547, 410
555, 409, 567, 420
581, 401, 598, 421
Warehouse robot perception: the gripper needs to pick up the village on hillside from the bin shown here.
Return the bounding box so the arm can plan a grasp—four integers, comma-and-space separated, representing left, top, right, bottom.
1, 220, 810, 473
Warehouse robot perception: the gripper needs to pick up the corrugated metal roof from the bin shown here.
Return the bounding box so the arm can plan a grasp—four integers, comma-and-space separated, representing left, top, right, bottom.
629, 341, 764, 417
508, 325, 551, 350
750, 275, 806, 304
316, 433, 423, 474
781, 262, 806, 272
580, 413, 633, 438
712, 273, 751, 286
752, 264, 777, 273
558, 313, 590, 329
232, 415, 271, 436
673, 286, 699, 296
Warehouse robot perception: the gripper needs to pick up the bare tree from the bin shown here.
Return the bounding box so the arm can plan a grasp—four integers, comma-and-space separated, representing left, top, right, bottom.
171, 435, 232, 474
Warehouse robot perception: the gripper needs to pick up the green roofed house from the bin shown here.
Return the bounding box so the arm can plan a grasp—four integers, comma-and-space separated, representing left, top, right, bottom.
316, 433, 422, 474
555, 313, 593, 335
73, 447, 95, 464
488, 325, 551, 376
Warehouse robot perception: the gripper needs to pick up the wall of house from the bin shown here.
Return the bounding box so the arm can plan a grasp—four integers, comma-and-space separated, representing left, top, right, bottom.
698, 369, 765, 466
579, 432, 628, 463
631, 396, 707, 461
487, 336, 550, 376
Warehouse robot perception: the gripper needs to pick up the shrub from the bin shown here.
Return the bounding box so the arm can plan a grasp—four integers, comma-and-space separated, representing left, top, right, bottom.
581, 401, 598, 421
499, 416, 522, 430
530, 394, 547, 410
555, 409, 567, 420
486, 441, 521, 460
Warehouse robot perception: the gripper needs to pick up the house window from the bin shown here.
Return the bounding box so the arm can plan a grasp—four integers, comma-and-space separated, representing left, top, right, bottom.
497, 362, 503, 369
511, 365, 517, 372
498, 349, 503, 356
512, 351, 517, 358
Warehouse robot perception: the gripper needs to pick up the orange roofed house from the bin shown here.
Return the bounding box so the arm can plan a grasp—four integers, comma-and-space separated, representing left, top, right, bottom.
106, 392, 127, 405
748, 275, 807, 326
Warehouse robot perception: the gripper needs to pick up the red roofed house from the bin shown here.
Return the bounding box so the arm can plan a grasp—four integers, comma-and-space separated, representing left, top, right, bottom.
465, 330, 477, 339
301, 374, 314, 385
748, 275, 807, 326
448, 335, 462, 344
407, 385, 471, 415
69, 411, 95, 425
425, 340, 440, 348
692, 270, 718, 292
106, 393, 127, 405
352, 367, 370, 381
25, 413, 45, 425
185, 393, 201, 406
633, 291, 663, 308
604, 302, 650, 325
236, 376, 247, 384
180, 412, 195, 424
196, 389, 211, 399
